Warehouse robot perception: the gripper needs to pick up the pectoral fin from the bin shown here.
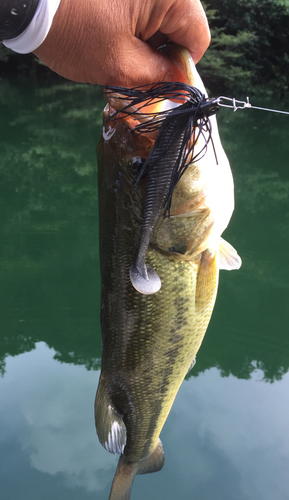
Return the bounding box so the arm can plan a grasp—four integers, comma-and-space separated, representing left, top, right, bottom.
187, 356, 196, 374
219, 237, 242, 270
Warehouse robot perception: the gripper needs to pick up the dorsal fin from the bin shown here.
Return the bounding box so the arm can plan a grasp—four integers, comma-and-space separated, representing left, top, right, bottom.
219, 237, 242, 270
95, 375, 127, 455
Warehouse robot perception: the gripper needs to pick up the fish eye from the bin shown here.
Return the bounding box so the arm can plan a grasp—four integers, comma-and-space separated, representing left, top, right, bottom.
131, 157, 148, 179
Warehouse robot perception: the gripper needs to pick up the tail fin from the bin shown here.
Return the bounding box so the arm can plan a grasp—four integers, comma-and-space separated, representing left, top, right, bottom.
109, 439, 165, 500
108, 456, 137, 500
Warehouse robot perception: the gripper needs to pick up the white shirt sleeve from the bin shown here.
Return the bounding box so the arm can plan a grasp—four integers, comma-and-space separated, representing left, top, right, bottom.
3, 0, 62, 54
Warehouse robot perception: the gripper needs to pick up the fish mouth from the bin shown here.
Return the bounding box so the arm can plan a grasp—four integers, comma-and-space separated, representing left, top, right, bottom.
160, 43, 199, 88
162, 44, 209, 101
105, 44, 205, 115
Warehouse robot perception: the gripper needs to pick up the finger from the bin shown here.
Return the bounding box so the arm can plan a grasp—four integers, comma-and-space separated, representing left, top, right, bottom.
159, 0, 211, 63
103, 39, 185, 87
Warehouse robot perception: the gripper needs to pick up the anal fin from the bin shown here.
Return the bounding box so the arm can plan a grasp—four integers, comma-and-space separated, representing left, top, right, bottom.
137, 439, 165, 475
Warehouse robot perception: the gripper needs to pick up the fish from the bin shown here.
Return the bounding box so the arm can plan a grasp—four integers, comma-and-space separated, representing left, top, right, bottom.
95, 44, 241, 500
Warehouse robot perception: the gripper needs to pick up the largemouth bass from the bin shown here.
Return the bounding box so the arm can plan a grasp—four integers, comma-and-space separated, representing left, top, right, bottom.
95, 45, 241, 500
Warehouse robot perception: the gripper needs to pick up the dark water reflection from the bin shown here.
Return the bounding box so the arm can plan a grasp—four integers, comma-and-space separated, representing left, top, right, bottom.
0, 79, 289, 500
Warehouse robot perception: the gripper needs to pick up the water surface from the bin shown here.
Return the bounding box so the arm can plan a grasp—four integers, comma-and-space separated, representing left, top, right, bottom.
0, 79, 289, 500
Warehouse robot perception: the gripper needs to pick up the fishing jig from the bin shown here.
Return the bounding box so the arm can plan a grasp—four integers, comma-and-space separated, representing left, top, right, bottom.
105, 84, 289, 213
105, 82, 220, 216
105, 82, 223, 294
104, 83, 288, 295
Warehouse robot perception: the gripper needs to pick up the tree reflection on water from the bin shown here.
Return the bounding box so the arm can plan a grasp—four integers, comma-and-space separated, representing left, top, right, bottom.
0, 80, 289, 384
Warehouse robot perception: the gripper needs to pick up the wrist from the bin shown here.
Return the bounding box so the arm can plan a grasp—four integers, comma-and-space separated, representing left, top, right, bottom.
3, 0, 61, 54
0, 0, 40, 41
33, 0, 93, 83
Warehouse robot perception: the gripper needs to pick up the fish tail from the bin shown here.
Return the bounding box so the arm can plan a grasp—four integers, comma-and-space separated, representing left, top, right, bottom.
109, 439, 165, 500
108, 456, 137, 500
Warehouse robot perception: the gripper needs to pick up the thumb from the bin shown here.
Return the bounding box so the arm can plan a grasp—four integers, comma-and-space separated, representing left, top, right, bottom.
107, 39, 185, 87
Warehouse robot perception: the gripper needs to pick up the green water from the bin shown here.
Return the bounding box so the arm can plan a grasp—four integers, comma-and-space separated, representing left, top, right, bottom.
0, 79, 289, 500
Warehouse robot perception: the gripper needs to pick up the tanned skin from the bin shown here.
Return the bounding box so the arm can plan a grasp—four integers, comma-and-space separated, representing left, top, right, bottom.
34, 0, 210, 86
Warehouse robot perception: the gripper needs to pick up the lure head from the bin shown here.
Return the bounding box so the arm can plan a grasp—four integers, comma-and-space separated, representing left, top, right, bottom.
198, 97, 221, 118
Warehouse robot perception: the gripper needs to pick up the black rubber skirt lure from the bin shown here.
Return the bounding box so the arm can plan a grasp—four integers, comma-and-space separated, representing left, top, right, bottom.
105, 82, 220, 295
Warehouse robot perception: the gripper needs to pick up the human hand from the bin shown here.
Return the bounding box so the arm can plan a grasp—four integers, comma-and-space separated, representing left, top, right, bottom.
34, 0, 210, 86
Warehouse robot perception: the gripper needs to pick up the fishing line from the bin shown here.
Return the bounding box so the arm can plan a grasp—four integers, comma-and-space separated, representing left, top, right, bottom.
217, 96, 289, 115
104, 83, 287, 295
104, 84, 289, 216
